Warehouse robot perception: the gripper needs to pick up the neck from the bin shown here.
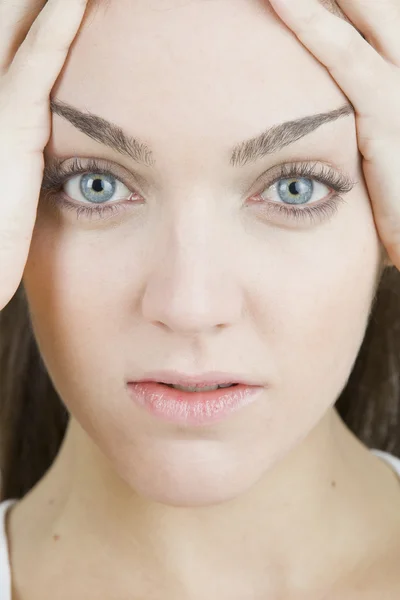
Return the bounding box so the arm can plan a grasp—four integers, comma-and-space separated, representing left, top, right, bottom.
9, 409, 400, 598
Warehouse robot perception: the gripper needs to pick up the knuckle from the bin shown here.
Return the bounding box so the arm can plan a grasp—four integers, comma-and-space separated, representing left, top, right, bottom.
295, 9, 321, 39
330, 28, 361, 68
328, 29, 375, 78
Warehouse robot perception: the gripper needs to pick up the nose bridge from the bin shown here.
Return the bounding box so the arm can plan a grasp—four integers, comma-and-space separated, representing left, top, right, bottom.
141, 193, 242, 333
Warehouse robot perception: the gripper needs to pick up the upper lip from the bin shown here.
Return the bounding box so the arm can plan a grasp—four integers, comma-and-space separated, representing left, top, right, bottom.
130, 371, 265, 387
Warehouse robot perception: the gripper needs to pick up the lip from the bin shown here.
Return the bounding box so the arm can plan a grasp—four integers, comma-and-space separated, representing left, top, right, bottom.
126, 381, 265, 426
131, 370, 265, 387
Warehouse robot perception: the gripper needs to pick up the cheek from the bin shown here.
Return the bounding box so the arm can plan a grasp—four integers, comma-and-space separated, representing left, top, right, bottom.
22, 216, 137, 405
253, 195, 382, 445
216, 199, 383, 475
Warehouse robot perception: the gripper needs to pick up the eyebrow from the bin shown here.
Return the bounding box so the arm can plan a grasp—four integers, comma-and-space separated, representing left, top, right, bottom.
50, 98, 354, 168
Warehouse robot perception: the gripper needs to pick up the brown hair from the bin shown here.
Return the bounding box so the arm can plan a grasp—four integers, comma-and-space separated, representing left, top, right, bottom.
0, 286, 70, 501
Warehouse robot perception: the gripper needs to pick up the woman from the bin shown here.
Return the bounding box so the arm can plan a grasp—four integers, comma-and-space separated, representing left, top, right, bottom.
1, 0, 400, 596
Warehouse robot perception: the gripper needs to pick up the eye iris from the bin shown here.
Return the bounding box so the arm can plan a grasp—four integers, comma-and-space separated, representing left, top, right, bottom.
278, 177, 313, 205
80, 173, 116, 204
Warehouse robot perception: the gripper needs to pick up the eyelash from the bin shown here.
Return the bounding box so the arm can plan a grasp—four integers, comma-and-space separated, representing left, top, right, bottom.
41, 157, 356, 224
252, 161, 356, 225
41, 157, 139, 221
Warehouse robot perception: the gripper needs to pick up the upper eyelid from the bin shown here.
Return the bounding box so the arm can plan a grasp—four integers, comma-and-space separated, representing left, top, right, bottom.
249, 161, 357, 197
41, 156, 149, 196
42, 156, 356, 201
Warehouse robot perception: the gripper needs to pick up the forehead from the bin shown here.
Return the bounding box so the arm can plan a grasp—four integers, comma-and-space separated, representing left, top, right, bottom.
53, 0, 349, 164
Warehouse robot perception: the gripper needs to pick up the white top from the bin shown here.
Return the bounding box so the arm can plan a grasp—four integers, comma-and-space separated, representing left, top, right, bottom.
0, 449, 399, 599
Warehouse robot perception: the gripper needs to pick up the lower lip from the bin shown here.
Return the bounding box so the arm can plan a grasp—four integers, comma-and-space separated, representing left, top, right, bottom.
127, 382, 263, 426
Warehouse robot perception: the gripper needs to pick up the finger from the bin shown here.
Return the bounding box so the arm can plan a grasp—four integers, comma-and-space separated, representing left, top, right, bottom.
7, 0, 90, 112
362, 141, 400, 267
0, 150, 45, 308
335, 0, 400, 66
0, 0, 47, 74
268, 0, 395, 120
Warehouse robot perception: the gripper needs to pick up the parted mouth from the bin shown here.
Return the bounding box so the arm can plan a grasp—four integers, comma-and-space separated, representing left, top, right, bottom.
158, 382, 239, 392
130, 370, 265, 388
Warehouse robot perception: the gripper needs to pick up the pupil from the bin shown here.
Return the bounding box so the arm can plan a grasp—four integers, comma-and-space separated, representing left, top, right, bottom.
93, 179, 104, 193
289, 181, 299, 195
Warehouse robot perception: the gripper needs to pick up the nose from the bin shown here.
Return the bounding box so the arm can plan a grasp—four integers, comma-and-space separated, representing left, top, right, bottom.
140, 210, 243, 335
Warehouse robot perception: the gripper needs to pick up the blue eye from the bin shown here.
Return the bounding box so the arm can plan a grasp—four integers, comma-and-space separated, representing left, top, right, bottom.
264, 176, 327, 206
64, 172, 131, 205
40, 157, 356, 225
278, 177, 313, 204
247, 161, 357, 225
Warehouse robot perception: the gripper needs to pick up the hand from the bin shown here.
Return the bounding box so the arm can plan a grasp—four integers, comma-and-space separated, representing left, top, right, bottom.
268, 0, 400, 270
0, 0, 89, 310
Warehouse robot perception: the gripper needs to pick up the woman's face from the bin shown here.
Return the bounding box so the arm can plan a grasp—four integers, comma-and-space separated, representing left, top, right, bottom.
23, 0, 383, 506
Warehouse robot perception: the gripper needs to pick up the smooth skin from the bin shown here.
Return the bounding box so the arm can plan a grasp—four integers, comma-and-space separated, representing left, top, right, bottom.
2, 1, 400, 599
269, 0, 400, 268
0, 0, 90, 310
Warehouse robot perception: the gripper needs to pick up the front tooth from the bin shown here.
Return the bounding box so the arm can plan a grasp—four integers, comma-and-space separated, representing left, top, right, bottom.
171, 384, 219, 392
